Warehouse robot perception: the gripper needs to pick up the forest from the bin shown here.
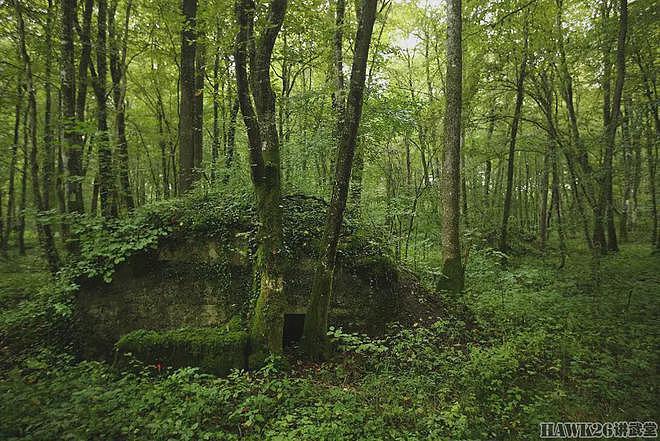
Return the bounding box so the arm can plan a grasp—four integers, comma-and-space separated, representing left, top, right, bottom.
0, 0, 658, 439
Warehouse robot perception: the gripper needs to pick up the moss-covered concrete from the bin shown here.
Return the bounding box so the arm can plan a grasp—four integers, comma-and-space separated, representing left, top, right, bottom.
115, 317, 248, 376
75, 193, 443, 367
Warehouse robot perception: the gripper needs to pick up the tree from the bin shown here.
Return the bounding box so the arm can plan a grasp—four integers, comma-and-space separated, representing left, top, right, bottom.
599, 0, 627, 252
2, 78, 23, 255
109, 0, 135, 210
499, 17, 529, 253
43, 0, 56, 233
194, 33, 205, 180
439, 0, 464, 291
179, 0, 198, 193
15, 0, 60, 273
61, 0, 85, 222
235, 0, 288, 356
92, 0, 118, 218
302, 0, 378, 359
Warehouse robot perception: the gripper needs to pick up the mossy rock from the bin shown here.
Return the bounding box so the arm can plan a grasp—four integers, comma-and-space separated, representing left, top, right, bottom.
115, 317, 248, 376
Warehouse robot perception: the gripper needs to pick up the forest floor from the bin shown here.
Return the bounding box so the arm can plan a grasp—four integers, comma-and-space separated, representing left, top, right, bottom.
0, 241, 658, 440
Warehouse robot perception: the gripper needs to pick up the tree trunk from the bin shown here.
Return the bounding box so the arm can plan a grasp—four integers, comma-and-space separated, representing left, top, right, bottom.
194, 38, 205, 179
154, 82, 171, 198
551, 143, 566, 268
556, 0, 597, 251
16, 0, 60, 273
43, 0, 55, 225
646, 114, 658, 248
461, 145, 469, 228
109, 0, 134, 211
331, 0, 346, 119
61, 0, 85, 225
3, 80, 22, 255
225, 98, 239, 175
539, 152, 549, 250
18, 134, 27, 256
619, 95, 633, 242
438, 0, 464, 291
92, 0, 117, 218
484, 159, 491, 207
303, 0, 377, 359
211, 46, 221, 183
601, 0, 627, 252
179, 0, 197, 193
235, 0, 288, 357
564, 151, 593, 249
483, 109, 495, 209
500, 24, 528, 252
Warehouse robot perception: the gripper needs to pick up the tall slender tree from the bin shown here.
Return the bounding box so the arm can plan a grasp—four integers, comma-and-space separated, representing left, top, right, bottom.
61, 0, 85, 222
303, 0, 378, 359
3, 78, 23, 255
109, 0, 135, 210
179, 0, 198, 193
600, 0, 627, 252
235, 0, 288, 356
194, 36, 205, 179
43, 0, 55, 226
92, 0, 118, 218
15, 0, 60, 273
500, 19, 529, 252
439, 0, 464, 291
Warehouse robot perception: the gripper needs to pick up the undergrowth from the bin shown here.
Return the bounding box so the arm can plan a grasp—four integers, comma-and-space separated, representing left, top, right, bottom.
0, 237, 657, 440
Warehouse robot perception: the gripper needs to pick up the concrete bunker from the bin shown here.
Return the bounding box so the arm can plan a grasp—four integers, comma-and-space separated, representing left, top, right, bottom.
74, 193, 444, 372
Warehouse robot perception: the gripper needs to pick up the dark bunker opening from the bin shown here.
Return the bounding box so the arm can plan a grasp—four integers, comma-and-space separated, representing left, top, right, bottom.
283, 314, 305, 348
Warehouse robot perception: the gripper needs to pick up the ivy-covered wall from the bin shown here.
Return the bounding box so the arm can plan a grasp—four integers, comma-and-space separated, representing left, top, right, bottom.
73, 191, 442, 359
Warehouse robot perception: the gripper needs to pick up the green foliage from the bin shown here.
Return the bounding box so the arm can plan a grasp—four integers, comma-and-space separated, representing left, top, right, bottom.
327, 326, 389, 355
1, 240, 658, 440
0, 255, 75, 368
64, 189, 392, 288
66, 211, 171, 283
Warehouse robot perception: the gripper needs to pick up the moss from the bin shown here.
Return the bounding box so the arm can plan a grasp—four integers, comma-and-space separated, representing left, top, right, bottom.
114, 317, 248, 376
437, 257, 465, 293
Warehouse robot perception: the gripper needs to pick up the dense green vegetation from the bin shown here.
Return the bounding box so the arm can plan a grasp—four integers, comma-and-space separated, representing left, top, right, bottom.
0, 0, 658, 438
1, 244, 658, 439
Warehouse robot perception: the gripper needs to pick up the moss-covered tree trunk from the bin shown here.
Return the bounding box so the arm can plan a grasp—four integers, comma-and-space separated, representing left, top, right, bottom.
438, 0, 464, 291
226, 98, 239, 175
620, 95, 633, 242
17, 114, 28, 256
302, 0, 377, 359
235, 0, 288, 356
211, 45, 221, 183
551, 144, 567, 268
